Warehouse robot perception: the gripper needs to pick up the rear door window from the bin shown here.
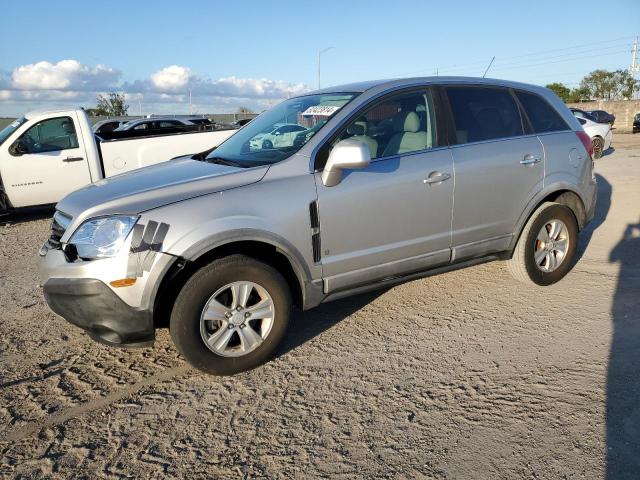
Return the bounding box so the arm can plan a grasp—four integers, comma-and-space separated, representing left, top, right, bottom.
516, 91, 569, 133
445, 86, 523, 143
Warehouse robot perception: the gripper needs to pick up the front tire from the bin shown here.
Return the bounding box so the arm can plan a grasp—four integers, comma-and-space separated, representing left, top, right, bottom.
506, 202, 578, 286
170, 255, 292, 375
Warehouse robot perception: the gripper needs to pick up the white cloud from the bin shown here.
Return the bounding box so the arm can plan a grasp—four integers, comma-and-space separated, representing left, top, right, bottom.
0, 60, 310, 116
150, 65, 193, 92
11, 60, 120, 91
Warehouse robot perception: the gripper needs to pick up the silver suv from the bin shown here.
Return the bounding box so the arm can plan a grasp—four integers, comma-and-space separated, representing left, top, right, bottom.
38, 77, 597, 375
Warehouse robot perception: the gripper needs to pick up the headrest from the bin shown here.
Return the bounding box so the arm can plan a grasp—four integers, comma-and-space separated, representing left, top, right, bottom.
347, 123, 365, 136
393, 111, 420, 133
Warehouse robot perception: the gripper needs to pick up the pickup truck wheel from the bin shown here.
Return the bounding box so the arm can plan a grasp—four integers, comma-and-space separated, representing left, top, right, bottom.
506, 202, 578, 286
170, 254, 291, 375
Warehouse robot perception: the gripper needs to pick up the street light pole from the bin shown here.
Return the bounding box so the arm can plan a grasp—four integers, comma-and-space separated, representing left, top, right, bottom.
318, 46, 335, 89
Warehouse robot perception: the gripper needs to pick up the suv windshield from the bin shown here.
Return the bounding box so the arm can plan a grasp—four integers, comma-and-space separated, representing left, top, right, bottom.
0, 117, 28, 146
205, 93, 357, 166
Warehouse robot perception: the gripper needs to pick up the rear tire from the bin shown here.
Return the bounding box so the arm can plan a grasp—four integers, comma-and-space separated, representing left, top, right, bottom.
170, 255, 292, 375
506, 202, 578, 286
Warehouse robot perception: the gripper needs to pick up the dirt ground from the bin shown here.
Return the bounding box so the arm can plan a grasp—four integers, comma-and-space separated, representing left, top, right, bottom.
1, 135, 639, 479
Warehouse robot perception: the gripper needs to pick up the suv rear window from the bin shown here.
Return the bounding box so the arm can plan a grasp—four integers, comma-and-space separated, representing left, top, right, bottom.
516, 91, 569, 134
446, 86, 523, 143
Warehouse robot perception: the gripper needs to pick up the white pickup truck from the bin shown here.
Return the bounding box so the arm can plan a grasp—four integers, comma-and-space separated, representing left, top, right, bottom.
0, 108, 235, 212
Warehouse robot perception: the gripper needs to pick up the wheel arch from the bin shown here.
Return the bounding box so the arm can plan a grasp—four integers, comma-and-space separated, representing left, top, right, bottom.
152, 231, 318, 328
508, 187, 586, 256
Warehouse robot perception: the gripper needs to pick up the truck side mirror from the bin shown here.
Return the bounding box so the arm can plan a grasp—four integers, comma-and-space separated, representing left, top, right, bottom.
321, 138, 371, 187
9, 138, 29, 156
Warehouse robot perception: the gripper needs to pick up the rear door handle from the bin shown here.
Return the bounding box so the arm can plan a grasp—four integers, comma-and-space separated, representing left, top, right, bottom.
63, 156, 84, 162
520, 154, 541, 166
424, 172, 451, 185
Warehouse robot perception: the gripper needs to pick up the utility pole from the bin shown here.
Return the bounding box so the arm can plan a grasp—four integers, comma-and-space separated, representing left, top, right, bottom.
318, 47, 335, 89
631, 36, 639, 100
631, 36, 639, 74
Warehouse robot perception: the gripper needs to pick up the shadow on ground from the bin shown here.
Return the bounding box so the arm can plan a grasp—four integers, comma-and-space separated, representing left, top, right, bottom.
607, 217, 640, 479
0, 205, 54, 226
576, 173, 611, 263
276, 290, 385, 358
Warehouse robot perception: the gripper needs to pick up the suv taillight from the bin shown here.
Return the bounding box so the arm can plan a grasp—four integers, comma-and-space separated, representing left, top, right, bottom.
576, 131, 593, 158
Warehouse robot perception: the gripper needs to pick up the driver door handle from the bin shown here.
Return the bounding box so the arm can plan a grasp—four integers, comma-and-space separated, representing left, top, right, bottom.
63, 156, 84, 162
520, 154, 541, 166
424, 172, 451, 185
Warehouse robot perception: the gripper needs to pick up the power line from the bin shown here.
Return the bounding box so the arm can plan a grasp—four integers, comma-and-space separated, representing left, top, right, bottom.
397, 35, 635, 77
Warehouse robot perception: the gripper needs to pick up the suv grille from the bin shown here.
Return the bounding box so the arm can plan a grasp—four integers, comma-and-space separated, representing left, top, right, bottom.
46, 212, 71, 250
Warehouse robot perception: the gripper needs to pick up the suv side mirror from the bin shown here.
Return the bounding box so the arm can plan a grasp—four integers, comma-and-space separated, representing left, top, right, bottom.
321, 138, 371, 187
9, 138, 28, 156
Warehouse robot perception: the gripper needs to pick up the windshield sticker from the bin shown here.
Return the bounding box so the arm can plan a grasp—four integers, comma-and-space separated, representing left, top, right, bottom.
301, 105, 340, 117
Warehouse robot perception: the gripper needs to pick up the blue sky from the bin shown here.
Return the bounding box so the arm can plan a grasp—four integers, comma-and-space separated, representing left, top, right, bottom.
0, 0, 638, 116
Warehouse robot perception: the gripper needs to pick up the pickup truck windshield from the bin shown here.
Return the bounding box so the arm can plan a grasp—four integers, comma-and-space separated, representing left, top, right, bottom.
0, 117, 28, 146
206, 93, 357, 166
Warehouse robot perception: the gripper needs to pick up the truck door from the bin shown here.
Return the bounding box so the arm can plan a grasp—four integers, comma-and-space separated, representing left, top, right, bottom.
0, 112, 93, 208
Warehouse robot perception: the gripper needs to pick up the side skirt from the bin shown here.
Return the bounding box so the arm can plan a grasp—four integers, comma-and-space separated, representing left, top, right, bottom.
320, 254, 501, 304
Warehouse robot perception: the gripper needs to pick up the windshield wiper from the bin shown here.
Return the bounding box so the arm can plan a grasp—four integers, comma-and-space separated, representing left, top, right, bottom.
206, 156, 245, 168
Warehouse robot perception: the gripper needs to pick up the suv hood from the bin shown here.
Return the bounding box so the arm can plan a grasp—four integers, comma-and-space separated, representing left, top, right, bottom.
57, 157, 268, 224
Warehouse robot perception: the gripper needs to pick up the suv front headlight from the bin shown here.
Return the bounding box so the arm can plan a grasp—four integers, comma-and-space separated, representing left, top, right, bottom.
68, 215, 139, 260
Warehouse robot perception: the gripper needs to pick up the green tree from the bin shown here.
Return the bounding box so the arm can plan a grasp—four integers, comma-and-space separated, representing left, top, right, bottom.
611, 69, 639, 100
94, 92, 129, 116
546, 82, 572, 102
579, 69, 638, 101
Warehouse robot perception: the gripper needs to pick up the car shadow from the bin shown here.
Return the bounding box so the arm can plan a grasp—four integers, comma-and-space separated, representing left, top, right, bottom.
602, 146, 615, 157
275, 290, 386, 359
575, 173, 611, 263
0, 205, 54, 226
606, 218, 640, 478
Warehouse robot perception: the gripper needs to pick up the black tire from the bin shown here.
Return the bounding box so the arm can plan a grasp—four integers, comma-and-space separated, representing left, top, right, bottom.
262, 139, 273, 149
592, 136, 604, 159
170, 255, 292, 375
506, 202, 579, 286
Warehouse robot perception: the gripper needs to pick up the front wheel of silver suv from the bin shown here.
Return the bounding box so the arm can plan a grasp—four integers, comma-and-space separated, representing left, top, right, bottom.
170, 255, 292, 375
506, 202, 579, 286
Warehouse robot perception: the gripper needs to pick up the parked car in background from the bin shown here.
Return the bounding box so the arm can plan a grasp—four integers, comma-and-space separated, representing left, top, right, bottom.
114, 117, 202, 132
570, 108, 597, 121
574, 114, 612, 158
38, 77, 596, 375
249, 123, 307, 149
0, 108, 235, 212
588, 109, 615, 126
231, 118, 253, 128
92, 118, 131, 134
633, 113, 640, 133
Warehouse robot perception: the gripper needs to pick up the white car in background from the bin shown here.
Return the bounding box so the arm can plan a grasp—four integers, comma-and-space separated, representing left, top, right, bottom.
572, 111, 612, 159
249, 123, 307, 149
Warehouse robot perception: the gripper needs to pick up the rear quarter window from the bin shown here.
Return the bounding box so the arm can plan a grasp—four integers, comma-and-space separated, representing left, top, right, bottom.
516, 91, 569, 134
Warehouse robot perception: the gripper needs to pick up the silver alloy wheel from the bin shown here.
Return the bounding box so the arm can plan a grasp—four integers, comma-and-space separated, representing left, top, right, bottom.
534, 219, 570, 272
199, 281, 275, 357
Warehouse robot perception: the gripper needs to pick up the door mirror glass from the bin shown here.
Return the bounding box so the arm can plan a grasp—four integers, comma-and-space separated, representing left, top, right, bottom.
321, 138, 371, 187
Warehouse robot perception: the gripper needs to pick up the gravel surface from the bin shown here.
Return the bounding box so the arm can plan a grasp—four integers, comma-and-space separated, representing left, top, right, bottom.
1, 140, 639, 479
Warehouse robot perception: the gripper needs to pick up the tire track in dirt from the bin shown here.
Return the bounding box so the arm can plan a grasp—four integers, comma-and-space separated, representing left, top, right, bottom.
3, 364, 191, 443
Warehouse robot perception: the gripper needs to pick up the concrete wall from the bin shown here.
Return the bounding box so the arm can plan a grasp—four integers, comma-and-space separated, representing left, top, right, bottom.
568, 100, 640, 133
